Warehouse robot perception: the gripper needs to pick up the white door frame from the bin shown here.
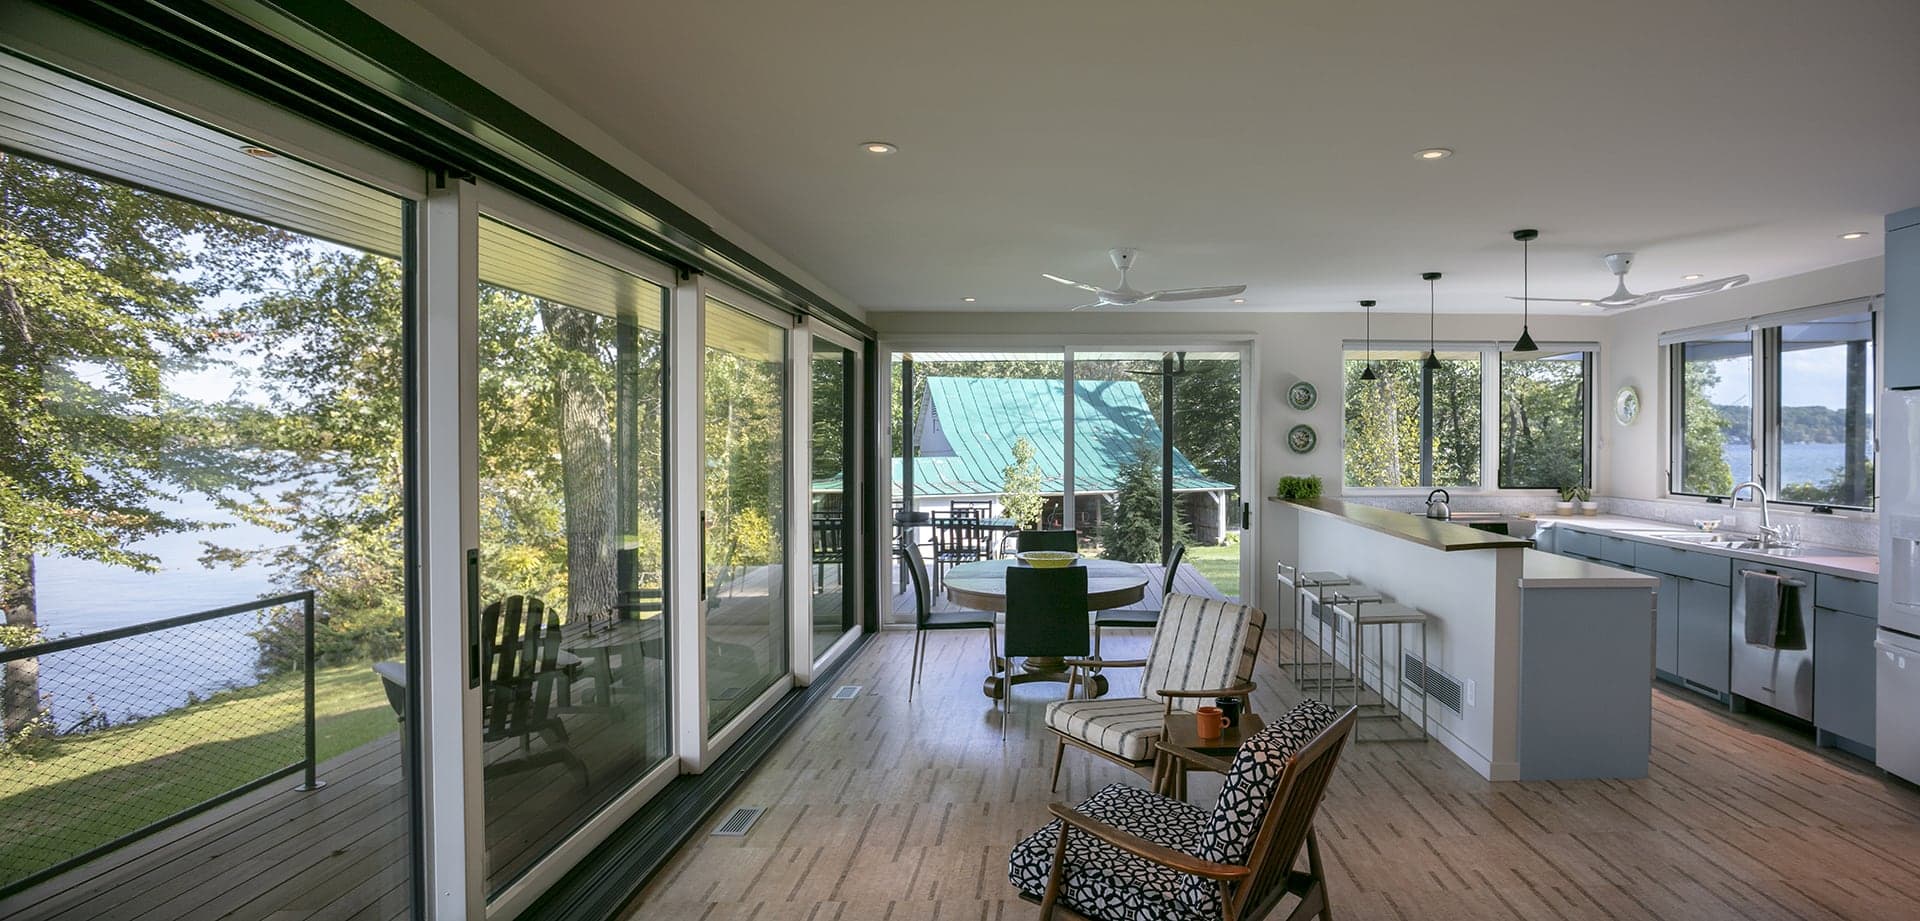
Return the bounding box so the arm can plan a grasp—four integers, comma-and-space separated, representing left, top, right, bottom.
795, 320, 867, 681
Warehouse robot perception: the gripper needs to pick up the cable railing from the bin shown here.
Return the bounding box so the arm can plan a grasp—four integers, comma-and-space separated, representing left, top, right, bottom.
0, 591, 319, 897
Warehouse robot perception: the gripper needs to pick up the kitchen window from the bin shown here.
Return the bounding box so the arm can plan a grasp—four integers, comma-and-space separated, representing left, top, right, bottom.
1665, 303, 1877, 509
1498, 350, 1594, 490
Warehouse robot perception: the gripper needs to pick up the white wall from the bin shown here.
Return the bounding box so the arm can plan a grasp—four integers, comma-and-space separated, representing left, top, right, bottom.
1596, 257, 1884, 500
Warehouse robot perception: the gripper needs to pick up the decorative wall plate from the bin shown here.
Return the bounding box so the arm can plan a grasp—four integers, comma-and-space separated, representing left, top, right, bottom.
1288, 380, 1317, 411
1287, 424, 1317, 454
1614, 385, 1640, 426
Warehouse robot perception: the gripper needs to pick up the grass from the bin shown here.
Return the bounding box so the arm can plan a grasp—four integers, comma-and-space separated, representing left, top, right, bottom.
0, 663, 396, 886
1186, 542, 1242, 600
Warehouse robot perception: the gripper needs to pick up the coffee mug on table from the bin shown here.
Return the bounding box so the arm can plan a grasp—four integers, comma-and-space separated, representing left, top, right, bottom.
1195, 706, 1227, 740
1215, 696, 1242, 727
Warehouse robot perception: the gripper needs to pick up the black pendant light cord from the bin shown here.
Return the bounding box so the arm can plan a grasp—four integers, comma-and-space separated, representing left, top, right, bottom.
1513, 229, 1540, 352
1421, 272, 1442, 370
1359, 300, 1378, 381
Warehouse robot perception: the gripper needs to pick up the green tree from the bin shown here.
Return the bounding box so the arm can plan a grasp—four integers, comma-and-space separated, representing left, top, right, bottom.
1680, 364, 1735, 495
1500, 355, 1587, 489
0, 151, 287, 739
1098, 442, 1187, 563
998, 437, 1044, 529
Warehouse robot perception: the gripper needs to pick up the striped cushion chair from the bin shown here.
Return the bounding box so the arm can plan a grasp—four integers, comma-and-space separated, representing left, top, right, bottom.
1045, 593, 1265, 791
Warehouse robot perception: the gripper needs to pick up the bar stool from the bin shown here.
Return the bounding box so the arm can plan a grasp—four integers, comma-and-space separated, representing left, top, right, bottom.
1287, 570, 1350, 683
1314, 582, 1384, 704
1346, 601, 1430, 742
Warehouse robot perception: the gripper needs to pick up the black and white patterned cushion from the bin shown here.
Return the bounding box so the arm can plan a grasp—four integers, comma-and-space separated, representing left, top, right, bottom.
1007, 783, 1213, 921
1175, 699, 1339, 918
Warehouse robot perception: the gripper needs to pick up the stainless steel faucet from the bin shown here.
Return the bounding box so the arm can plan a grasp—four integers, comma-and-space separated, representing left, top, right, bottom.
1730, 481, 1781, 548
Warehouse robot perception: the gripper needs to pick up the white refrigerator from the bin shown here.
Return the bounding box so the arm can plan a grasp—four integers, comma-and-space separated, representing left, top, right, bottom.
1878, 390, 1920, 784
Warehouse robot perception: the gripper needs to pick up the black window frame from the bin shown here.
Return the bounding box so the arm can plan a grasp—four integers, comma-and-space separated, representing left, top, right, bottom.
1495, 349, 1596, 490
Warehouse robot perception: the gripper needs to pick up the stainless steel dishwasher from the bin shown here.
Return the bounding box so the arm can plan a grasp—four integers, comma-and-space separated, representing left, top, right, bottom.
1731, 560, 1815, 720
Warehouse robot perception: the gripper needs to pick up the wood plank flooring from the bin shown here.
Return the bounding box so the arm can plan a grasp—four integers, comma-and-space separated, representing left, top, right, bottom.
622, 621, 1920, 920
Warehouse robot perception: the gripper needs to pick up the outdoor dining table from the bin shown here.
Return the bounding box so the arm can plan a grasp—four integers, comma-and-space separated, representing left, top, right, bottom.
941, 557, 1150, 700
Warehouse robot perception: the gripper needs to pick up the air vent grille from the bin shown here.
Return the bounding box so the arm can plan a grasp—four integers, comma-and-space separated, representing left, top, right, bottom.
1403, 652, 1463, 715
831, 684, 862, 700
711, 806, 765, 837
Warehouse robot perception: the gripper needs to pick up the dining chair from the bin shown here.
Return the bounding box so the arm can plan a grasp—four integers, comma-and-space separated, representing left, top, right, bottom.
1015, 529, 1078, 553
1092, 542, 1185, 659
902, 539, 997, 701
1001, 564, 1090, 735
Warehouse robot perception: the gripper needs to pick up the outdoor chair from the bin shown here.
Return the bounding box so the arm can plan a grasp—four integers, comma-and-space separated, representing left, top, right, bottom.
1046, 591, 1264, 791
903, 539, 998, 701
812, 512, 846, 590
931, 511, 989, 587
481, 595, 589, 786
1000, 564, 1090, 735
1010, 700, 1356, 921
1016, 529, 1079, 553
1092, 542, 1186, 659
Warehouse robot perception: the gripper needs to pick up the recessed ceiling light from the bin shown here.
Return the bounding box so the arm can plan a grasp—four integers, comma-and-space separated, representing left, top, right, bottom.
1683, 274, 1703, 281
239, 145, 277, 158
860, 141, 898, 155
1414, 148, 1453, 160
1578, 301, 1595, 307
1231, 297, 1246, 304
962, 296, 976, 303
1839, 231, 1869, 240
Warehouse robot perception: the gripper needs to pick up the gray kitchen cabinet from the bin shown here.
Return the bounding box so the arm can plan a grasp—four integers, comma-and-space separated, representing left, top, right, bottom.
1676, 577, 1731, 699
1557, 528, 1600, 560
1815, 606, 1876, 753
1888, 206, 1920, 391
1655, 573, 1680, 677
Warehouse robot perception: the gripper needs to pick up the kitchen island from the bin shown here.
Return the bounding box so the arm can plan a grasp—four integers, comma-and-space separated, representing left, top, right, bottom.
1272, 498, 1657, 781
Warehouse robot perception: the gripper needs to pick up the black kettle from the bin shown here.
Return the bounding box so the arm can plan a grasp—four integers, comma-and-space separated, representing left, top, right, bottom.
1425, 488, 1452, 520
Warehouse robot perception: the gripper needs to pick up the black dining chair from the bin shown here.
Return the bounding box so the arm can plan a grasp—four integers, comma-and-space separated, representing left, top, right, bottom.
1002, 564, 1090, 736
1093, 542, 1186, 661
1015, 529, 1078, 553
930, 512, 988, 588
902, 539, 997, 702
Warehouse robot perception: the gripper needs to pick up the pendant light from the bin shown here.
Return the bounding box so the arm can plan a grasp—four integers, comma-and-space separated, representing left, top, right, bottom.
1512, 228, 1540, 352
1421, 272, 1443, 371
1358, 300, 1379, 381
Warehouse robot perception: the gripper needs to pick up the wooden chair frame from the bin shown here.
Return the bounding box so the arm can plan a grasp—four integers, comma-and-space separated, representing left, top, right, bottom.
1032, 707, 1359, 921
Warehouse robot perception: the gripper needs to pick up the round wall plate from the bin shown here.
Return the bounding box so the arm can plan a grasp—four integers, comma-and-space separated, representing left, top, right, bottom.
1614, 385, 1640, 425
1288, 381, 1317, 411
1287, 423, 1317, 454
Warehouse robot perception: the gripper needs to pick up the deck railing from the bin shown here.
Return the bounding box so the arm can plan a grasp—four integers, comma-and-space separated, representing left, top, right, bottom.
0, 591, 318, 897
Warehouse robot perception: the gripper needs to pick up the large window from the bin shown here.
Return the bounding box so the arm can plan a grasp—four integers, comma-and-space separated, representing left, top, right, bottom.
1671, 308, 1876, 508
1342, 350, 1483, 488
1499, 350, 1593, 489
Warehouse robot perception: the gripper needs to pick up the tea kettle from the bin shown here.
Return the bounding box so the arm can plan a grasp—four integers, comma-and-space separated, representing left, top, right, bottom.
1425, 488, 1452, 520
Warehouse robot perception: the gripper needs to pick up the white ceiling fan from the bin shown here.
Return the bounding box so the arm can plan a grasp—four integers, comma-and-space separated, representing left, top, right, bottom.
1514, 251, 1748, 310
1043, 247, 1246, 310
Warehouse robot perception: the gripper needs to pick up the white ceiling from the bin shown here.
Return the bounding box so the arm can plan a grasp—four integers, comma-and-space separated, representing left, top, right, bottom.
401, 0, 1920, 315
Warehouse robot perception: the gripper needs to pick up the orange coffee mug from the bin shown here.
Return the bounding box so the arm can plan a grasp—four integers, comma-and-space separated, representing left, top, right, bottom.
1195, 706, 1227, 740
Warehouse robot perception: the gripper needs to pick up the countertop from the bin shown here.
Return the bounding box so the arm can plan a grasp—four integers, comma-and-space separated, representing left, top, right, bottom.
1519, 549, 1658, 590
1536, 514, 1878, 581
1274, 498, 1533, 551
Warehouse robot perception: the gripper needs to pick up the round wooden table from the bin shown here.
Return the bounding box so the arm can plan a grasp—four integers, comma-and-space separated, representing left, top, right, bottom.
942, 558, 1150, 699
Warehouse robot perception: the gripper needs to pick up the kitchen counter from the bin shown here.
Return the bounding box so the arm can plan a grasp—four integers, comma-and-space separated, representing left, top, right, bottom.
1536, 515, 1878, 580
1519, 549, 1658, 590
1276, 497, 1534, 551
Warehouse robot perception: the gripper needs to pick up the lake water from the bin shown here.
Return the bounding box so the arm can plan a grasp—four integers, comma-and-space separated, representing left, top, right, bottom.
1720, 441, 1850, 490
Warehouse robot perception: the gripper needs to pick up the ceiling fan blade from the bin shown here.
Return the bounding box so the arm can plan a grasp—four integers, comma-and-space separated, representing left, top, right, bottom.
1640, 274, 1751, 302
1146, 284, 1247, 302
1041, 273, 1108, 294
1505, 295, 1613, 305
1068, 302, 1108, 312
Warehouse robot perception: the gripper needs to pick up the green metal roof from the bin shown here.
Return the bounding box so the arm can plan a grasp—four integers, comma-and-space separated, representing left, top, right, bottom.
859, 376, 1231, 497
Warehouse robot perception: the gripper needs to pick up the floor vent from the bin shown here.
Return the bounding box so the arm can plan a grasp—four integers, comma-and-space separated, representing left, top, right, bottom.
831, 685, 862, 700
1403, 652, 1463, 715
711, 806, 765, 837
716, 686, 742, 701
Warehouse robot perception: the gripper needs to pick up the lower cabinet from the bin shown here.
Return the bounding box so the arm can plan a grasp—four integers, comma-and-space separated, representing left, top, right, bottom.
1675, 577, 1731, 698
1814, 606, 1877, 752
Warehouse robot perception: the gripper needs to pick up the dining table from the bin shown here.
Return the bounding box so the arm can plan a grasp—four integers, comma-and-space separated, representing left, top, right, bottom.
942, 557, 1151, 700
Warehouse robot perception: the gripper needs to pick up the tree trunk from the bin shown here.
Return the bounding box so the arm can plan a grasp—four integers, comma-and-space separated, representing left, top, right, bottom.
2, 549, 43, 741
542, 304, 619, 622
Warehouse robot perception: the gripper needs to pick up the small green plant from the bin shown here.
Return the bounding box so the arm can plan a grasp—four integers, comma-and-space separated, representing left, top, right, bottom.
1557, 485, 1579, 502
1573, 485, 1592, 503
1275, 475, 1323, 501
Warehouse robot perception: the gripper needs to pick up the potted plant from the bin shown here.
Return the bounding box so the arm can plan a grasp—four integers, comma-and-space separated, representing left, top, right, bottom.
1275, 475, 1323, 501
1575, 485, 1596, 515
1555, 486, 1577, 516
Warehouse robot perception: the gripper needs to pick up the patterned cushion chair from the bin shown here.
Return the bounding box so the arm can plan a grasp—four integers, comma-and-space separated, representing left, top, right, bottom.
1010, 701, 1354, 921
1046, 593, 1265, 791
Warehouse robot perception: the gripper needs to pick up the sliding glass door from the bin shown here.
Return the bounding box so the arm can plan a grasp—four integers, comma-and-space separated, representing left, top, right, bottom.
702, 299, 789, 733
809, 336, 858, 662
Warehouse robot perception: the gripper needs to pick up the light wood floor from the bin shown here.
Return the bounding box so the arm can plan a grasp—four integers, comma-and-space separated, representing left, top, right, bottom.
622, 624, 1920, 921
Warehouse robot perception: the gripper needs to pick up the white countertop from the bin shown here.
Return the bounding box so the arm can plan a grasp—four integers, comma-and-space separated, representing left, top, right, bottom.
1536, 515, 1879, 581
1519, 549, 1658, 589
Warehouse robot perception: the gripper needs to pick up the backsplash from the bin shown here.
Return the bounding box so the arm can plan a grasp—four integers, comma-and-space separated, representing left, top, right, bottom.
1340, 493, 1879, 553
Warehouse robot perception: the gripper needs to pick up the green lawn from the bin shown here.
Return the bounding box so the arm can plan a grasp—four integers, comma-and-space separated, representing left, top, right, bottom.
1186, 542, 1242, 600
0, 663, 396, 886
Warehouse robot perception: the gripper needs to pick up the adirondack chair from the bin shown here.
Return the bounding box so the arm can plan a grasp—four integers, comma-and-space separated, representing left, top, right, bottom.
482, 595, 589, 786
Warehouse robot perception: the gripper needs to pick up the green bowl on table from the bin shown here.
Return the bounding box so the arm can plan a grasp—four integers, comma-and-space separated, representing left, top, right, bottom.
1016, 551, 1079, 568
